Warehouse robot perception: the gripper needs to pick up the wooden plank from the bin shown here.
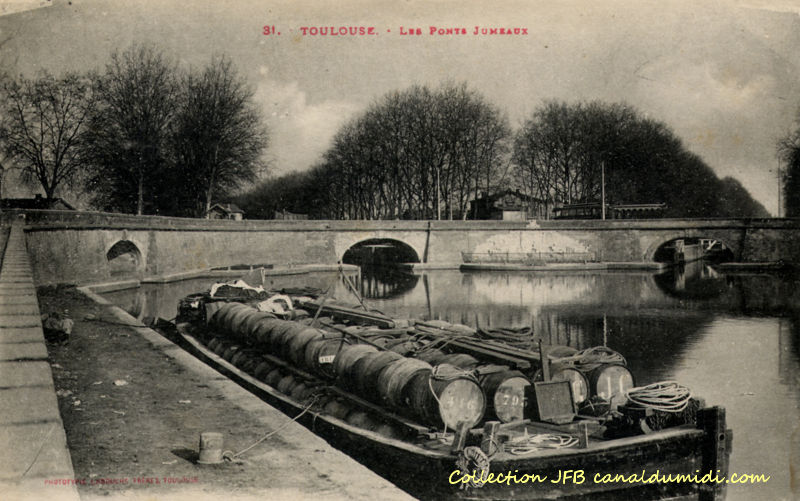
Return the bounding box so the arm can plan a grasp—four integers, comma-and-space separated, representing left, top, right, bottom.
296, 300, 395, 328
441, 339, 532, 369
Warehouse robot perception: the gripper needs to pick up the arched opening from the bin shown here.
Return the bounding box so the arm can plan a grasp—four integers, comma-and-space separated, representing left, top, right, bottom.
342, 238, 420, 266
107, 240, 142, 276
342, 239, 420, 300
652, 237, 735, 264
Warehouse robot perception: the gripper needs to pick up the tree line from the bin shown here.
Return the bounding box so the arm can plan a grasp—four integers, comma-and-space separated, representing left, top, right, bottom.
0, 44, 267, 217
779, 113, 800, 217
238, 85, 768, 219
1, 50, 772, 219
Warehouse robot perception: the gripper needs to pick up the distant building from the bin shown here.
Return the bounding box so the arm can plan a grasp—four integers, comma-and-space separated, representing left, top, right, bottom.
0, 194, 75, 210
552, 202, 666, 219
468, 190, 549, 220
273, 209, 308, 220
207, 203, 244, 220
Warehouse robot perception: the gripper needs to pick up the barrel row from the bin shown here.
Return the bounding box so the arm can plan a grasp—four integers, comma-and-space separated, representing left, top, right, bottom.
206, 302, 488, 429
203, 335, 406, 439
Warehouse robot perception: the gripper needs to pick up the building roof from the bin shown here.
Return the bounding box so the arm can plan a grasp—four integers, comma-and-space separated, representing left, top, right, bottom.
0, 195, 75, 210
209, 203, 244, 214
472, 189, 542, 210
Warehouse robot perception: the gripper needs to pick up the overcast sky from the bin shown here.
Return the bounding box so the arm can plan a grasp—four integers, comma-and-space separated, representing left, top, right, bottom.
2, 0, 799, 214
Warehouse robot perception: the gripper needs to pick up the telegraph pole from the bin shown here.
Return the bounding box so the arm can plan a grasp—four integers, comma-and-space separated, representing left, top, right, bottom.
778, 159, 782, 218
436, 167, 441, 221
601, 161, 606, 220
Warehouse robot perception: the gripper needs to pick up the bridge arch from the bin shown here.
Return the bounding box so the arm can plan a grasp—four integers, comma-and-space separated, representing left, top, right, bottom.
106, 239, 144, 276
341, 238, 421, 266
644, 232, 737, 262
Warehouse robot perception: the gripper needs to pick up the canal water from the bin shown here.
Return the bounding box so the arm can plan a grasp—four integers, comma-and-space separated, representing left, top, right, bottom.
103, 262, 800, 501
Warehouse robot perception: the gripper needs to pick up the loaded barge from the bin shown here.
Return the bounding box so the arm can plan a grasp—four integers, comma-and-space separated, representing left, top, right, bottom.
165, 275, 731, 501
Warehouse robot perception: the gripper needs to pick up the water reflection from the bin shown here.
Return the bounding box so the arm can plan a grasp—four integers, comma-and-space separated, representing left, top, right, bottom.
357, 266, 419, 299
654, 261, 731, 300
103, 266, 800, 501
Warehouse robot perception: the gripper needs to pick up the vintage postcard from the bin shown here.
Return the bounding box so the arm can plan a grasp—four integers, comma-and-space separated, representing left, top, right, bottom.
0, 1, 798, 501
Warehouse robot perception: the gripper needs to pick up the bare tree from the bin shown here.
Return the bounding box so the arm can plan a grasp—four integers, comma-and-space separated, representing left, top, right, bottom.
312, 82, 510, 220
778, 113, 800, 217
0, 72, 93, 199
511, 100, 765, 218
171, 57, 268, 217
83, 44, 178, 215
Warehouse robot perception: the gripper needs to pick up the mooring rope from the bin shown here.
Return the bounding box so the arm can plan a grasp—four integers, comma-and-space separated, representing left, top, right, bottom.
224, 396, 319, 460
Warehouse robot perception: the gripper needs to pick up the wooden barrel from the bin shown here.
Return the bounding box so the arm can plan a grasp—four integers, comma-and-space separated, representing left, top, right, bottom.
304, 336, 348, 378
228, 307, 256, 338
230, 350, 247, 367
346, 352, 379, 394
355, 351, 403, 398
267, 320, 296, 353
276, 375, 296, 394
480, 370, 530, 423
414, 349, 448, 365
208, 302, 237, 330
289, 382, 310, 402
286, 328, 325, 366
440, 353, 480, 369
254, 361, 272, 380
345, 411, 375, 431
323, 400, 351, 420
207, 337, 222, 352
278, 324, 316, 361
533, 365, 590, 405
377, 358, 432, 408
217, 303, 249, 332
334, 345, 379, 383
252, 318, 284, 346
373, 422, 402, 440
244, 357, 261, 373
387, 341, 417, 356
405, 366, 485, 429
222, 345, 241, 362
264, 368, 283, 387
588, 364, 634, 409
213, 341, 228, 356
242, 311, 277, 337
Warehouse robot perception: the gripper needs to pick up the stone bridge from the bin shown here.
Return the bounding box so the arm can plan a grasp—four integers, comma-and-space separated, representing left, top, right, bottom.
6, 210, 800, 286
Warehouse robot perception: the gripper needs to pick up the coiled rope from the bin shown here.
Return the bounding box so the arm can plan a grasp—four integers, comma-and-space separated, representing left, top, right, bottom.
430, 363, 479, 383
549, 346, 626, 371
506, 433, 579, 455
624, 381, 692, 413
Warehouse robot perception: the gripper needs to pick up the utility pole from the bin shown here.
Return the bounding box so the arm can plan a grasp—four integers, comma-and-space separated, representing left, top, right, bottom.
777, 159, 782, 218
436, 167, 441, 221
601, 161, 606, 220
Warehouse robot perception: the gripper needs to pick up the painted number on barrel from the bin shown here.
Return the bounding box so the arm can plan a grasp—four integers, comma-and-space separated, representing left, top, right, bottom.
319, 355, 335, 364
